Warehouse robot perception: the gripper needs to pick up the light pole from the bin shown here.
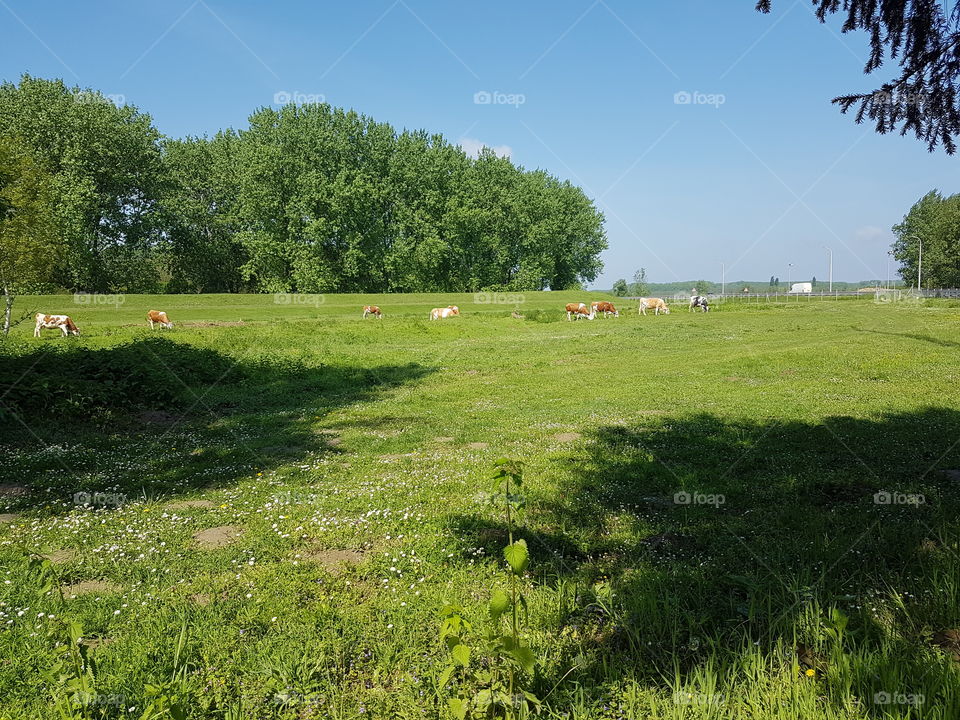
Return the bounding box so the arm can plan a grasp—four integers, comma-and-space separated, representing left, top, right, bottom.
787, 263, 793, 292
823, 246, 832, 292
886, 250, 892, 290
721, 262, 725, 297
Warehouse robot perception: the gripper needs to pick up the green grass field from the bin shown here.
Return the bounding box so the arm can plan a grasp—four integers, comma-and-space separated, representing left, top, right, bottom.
2, 292, 960, 719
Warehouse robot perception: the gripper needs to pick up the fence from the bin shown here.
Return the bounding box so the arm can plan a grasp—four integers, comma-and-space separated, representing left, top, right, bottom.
624, 289, 960, 305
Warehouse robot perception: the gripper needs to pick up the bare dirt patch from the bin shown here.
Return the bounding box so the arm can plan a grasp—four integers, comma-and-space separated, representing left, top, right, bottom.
0, 513, 19, 524
299, 547, 365, 575
46, 549, 77, 564
62, 580, 122, 597
434, 436, 455, 443
466, 442, 489, 450
137, 410, 179, 425
0, 484, 29, 498
324, 437, 342, 448
932, 630, 960, 662
193, 526, 243, 549
168, 499, 216, 510
553, 432, 582, 442
190, 593, 212, 606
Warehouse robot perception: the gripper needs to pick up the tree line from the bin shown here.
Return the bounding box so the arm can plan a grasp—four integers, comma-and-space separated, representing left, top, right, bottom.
894, 190, 960, 289
0, 75, 606, 304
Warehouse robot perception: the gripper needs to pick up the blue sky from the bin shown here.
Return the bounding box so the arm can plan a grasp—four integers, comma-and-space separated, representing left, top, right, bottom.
2, 0, 955, 286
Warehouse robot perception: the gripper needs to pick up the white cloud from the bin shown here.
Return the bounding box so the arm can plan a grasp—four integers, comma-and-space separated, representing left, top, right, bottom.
854, 225, 887, 241
459, 137, 512, 159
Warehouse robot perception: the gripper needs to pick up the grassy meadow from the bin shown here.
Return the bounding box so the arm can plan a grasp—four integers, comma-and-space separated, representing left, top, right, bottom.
2, 291, 960, 718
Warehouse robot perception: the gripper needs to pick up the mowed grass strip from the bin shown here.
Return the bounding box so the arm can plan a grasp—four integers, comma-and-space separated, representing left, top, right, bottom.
1, 293, 960, 718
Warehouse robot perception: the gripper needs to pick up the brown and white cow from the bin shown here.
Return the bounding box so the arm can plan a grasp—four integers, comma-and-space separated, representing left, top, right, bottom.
362, 305, 383, 319
34, 313, 81, 337
430, 305, 460, 320
595, 301, 619, 318
147, 310, 174, 329
638, 298, 670, 316
565, 303, 595, 321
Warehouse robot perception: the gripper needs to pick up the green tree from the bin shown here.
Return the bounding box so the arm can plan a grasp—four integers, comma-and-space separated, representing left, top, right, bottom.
812, 276, 817, 288
0, 75, 165, 291
160, 133, 248, 292
612, 279, 628, 296
893, 189, 960, 288
630, 267, 649, 296
0, 136, 60, 334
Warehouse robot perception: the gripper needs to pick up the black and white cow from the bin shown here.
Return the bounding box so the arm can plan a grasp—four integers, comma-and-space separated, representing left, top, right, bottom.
689, 296, 710, 312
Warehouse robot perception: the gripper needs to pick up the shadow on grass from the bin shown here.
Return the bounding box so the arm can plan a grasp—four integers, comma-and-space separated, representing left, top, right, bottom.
454, 409, 960, 715
856, 327, 960, 349
0, 337, 432, 513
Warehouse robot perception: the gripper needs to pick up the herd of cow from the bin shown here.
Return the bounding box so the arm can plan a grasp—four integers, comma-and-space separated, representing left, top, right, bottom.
564, 296, 710, 321
32, 297, 711, 337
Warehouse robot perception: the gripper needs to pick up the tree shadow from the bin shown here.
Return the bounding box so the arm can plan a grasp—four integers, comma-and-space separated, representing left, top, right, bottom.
856, 327, 960, 348
0, 337, 433, 515
458, 410, 960, 716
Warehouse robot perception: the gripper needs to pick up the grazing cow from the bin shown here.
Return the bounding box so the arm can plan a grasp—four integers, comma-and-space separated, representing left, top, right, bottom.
565, 303, 596, 321
362, 305, 383, 319
34, 314, 80, 337
595, 301, 619, 318
430, 305, 460, 320
689, 295, 710, 312
639, 298, 670, 316
565, 302, 587, 321
147, 310, 174, 329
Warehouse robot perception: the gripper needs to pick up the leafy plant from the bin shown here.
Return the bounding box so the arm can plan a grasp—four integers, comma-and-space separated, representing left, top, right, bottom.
438, 460, 541, 719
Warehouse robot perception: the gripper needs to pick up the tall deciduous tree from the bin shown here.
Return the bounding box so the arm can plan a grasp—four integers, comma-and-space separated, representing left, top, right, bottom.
0, 75, 165, 291
893, 189, 960, 288
0, 136, 59, 334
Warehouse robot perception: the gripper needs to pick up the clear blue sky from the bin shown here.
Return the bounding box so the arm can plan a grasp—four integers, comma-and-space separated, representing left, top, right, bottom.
2, 0, 955, 286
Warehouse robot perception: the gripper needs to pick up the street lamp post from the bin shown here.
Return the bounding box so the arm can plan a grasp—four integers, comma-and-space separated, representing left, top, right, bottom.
721, 262, 725, 297
886, 250, 892, 290
787, 263, 793, 292
823, 246, 833, 292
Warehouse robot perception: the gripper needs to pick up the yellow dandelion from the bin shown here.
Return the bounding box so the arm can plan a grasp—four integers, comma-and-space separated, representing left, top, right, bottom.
805, 668, 816, 677
219, 504, 228, 509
